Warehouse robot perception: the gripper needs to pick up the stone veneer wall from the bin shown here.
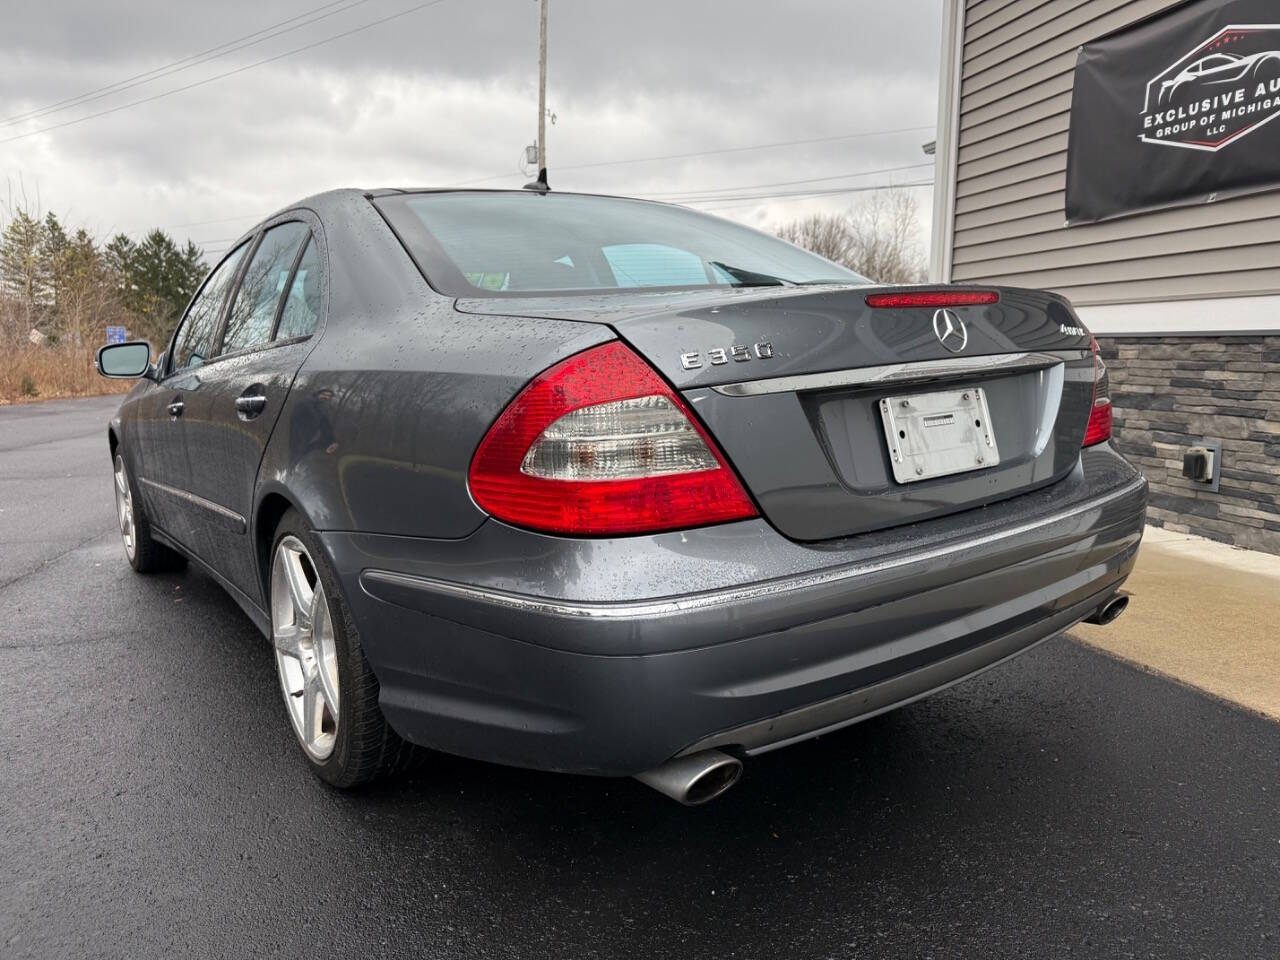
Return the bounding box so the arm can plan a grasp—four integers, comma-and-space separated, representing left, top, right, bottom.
1096, 335, 1280, 556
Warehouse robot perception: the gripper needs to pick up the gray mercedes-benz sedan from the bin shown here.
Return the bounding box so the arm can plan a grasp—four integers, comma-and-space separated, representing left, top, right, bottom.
96, 187, 1146, 804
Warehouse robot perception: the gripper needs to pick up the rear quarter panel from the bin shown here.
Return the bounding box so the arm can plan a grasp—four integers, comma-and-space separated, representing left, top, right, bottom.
256, 192, 613, 539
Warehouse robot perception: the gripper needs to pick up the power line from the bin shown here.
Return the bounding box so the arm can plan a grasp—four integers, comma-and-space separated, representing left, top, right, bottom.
145, 152, 934, 238
124, 212, 268, 238
141, 152, 934, 234
145, 213, 263, 232
645, 161, 934, 202
450, 124, 934, 185
679, 178, 935, 205
691, 179, 935, 212
0, 0, 372, 128
190, 183, 937, 256
0, 0, 452, 146
151, 173, 933, 239
194, 181, 937, 244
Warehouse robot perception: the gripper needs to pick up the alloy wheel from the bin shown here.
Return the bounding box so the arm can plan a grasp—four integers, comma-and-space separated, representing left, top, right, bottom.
113, 454, 136, 561
271, 535, 340, 761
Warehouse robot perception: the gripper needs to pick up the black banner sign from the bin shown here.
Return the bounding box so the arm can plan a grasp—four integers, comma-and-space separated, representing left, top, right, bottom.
1066, 0, 1280, 224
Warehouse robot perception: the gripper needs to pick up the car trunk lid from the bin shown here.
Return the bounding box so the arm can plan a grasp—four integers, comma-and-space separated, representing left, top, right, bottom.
455, 285, 1097, 540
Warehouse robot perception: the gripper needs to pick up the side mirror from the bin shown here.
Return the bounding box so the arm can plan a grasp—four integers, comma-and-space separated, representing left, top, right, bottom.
96, 341, 153, 379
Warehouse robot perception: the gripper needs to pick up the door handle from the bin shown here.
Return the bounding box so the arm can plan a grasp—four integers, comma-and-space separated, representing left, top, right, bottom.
167, 399, 184, 418
235, 394, 267, 419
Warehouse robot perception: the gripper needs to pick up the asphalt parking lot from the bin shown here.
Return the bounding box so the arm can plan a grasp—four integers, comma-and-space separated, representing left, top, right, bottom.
3, 395, 1278, 960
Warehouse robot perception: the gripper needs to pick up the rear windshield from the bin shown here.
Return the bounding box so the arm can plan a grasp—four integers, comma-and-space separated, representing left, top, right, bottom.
376, 191, 867, 297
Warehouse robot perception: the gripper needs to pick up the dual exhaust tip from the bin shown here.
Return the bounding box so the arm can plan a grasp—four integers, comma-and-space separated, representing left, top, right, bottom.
638, 592, 1131, 805
1085, 591, 1129, 626
635, 750, 743, 806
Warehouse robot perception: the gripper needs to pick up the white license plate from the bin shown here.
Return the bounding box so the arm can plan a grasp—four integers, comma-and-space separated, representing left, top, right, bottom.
879, 386, 1000, 484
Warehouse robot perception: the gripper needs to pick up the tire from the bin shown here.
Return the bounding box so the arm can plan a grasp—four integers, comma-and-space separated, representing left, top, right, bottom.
113, 452, 186, 574
268, 508, 419, 788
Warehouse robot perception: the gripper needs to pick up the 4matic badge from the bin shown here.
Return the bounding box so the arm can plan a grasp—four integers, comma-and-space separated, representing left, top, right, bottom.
1141, 24, 1280, 152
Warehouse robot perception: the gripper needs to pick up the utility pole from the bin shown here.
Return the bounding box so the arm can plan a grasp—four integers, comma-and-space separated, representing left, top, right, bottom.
537, 0, 548, 171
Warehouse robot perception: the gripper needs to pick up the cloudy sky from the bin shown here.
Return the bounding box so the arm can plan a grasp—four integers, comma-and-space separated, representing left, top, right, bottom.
0, 0, 942, 262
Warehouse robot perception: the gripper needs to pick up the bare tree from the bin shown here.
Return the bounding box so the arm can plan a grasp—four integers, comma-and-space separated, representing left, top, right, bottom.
777, 213, 855, 266
0, 203, 132, 347
55, 230, 128, 348
777, 187, 928, 284
847, 188, 928, 284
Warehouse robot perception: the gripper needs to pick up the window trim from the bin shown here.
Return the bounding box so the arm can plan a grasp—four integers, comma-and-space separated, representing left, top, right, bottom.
202, 331, 318, 366
373, 196, 472, 298
163, 238, 255, 381
207, 229, 266, 361
158, 207, 327, 379
214, 220, 311, 359
268, 233, 315, 342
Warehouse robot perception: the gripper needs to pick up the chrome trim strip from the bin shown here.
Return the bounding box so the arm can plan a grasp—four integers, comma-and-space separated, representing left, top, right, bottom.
710, 350, 1085, 397
360, 475, 1146, 622
138, 477, 247, 534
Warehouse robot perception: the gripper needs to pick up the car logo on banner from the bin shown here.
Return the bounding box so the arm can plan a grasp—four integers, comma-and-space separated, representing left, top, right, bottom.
932, 309, 968, 353
1141, 24, 1280, 152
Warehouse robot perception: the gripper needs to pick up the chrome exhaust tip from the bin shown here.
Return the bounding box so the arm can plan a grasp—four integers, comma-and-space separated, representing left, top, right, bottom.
635, 750, 743, 806
1085, 592, 1129, 626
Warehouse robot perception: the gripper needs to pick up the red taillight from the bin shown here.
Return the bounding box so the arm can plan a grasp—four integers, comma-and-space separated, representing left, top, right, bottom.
865, 290, 1000, 308
468, 341, 758, 536
1083, 335, 1112, 447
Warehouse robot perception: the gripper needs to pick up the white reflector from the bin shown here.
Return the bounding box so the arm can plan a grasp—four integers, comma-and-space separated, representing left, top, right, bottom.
519, 395, 719, 481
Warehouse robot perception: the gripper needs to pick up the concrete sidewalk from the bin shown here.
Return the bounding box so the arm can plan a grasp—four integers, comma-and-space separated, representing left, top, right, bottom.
1072, 526, 1280, 721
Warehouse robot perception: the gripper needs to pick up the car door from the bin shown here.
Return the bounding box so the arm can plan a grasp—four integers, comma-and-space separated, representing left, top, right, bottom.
132, 242, 250, 551
178, 220, 324, 602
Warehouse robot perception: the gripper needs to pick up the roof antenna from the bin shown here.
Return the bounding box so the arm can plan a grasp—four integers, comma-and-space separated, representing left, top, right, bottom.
523, 167, 550, 194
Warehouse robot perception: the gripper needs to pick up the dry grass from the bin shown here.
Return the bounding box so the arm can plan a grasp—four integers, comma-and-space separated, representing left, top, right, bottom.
0, 344, 133, 405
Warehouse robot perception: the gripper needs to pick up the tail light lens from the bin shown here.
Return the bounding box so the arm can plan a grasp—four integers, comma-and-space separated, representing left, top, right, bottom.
1083, 335, 1112, 447
865, 290, 999, 308
468, 341, 758, 536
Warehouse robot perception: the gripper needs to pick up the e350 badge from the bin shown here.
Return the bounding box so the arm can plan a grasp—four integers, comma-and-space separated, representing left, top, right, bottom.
680, 341, 774, 370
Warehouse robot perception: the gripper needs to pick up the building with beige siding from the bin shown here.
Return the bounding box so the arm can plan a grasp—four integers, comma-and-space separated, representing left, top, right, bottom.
930, 0, 1280, 554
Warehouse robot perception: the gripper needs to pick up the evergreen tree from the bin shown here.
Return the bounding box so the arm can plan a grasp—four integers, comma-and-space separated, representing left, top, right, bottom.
102, 229, 206, 343
0, 213, 206, 346
139, 231, 203, 314
0, 210, 49, 334
180, 240, 207, 293
41, 212, 68, 262
103, 233, 136, 279
132, 229, 183, 319
41, 212, 71, 323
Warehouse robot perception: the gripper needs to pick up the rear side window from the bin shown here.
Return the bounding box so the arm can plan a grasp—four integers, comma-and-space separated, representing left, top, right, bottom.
275, 238, 322, 340
221, 222, 311, 355
171, 244, 247, 373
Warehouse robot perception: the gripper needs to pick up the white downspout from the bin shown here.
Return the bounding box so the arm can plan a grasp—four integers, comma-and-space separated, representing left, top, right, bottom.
930, 0, 965, 284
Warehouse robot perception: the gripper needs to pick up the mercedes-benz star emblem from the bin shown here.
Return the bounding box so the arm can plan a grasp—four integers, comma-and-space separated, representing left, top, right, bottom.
932, 308, 968, 353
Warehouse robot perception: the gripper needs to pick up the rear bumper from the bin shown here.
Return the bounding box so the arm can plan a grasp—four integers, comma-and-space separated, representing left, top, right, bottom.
321, 446, 1147, 776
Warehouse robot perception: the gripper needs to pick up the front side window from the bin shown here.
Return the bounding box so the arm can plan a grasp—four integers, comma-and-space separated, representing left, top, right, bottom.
221, 222, 310, 355
376, 191, 867, 297
275, 238, 322, 340
171, 244, 248, 373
